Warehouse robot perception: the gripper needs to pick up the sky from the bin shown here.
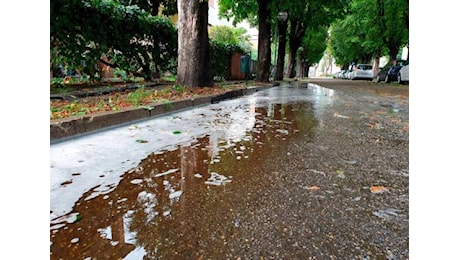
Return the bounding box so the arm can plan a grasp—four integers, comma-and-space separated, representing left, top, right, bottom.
1, 0, 460, 258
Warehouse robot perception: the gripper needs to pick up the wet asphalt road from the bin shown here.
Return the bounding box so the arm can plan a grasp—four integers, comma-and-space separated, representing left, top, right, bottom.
50, 79, 409, 259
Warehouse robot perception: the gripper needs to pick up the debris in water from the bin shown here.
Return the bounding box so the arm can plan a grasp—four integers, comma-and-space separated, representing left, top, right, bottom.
172, 130, 182, 135
205, 172, 232, 186
130, 179, 143, 184
169, 190, 183, 199
154, 168, 179, 178
60, 180, 72, 186
194, 173, 203, 178
70, 238, 79, 244
136, 139, 148, 143
276, 129, 289, 135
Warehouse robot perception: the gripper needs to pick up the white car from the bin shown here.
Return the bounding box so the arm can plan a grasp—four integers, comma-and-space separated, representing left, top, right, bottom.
349, 64, 374, 80
398, 64, 409, 84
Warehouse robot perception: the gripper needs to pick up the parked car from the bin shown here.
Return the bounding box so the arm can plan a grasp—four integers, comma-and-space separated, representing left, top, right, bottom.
377, 60, 408, 83
398, 64, 409, 84
349, 64, 373, 80
337, 70, 346, 79
343, 70, 352, 80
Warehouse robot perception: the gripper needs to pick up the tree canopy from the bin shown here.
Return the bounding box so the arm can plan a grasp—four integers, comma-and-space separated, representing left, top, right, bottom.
330, 0, 408, 67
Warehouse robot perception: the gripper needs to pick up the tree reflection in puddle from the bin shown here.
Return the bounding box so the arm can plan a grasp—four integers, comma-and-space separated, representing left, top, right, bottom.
50, 91, 320, 259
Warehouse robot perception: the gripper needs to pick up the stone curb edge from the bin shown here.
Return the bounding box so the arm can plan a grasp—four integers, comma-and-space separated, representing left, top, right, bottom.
50, 84, 277, 144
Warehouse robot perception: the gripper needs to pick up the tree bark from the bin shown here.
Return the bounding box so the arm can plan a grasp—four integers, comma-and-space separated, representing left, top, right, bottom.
176, 0, 213, 87
373, 48, 381, 79
286, 20, 305, 78
255, 0, 271, 83
275, 19, 288, 80
388, 45, 399, 62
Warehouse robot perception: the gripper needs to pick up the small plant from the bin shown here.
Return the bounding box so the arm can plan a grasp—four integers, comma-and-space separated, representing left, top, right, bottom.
127, 87, 148, 107
173, 84, 185, 93
161, 75, 176, 82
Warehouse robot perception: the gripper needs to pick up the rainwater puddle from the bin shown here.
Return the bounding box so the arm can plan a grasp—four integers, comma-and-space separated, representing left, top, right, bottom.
50, 83, 334, 259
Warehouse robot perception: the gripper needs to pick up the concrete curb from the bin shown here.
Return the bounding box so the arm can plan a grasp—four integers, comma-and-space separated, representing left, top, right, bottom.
50, 84, 277, 143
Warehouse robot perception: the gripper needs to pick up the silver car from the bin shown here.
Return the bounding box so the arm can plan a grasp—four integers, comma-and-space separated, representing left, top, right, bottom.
350, 64, 374, 80
398, 64, 409, 84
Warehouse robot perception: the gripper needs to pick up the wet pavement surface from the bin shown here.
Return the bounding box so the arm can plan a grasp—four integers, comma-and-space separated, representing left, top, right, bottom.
50, 80, 409, 259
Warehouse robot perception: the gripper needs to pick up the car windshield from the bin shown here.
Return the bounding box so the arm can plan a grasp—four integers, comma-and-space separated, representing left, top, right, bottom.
384, 60, 408, 69
357, 65, 372, 70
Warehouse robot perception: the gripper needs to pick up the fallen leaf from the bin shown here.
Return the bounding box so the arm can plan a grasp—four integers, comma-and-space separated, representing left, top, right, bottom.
370, 186, 389, 194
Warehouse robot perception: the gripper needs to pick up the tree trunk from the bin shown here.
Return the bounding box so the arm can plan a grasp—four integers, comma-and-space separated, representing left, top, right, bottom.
286, 20, 305, 78
373, 49, 381, 79
287, 48, 297, 78
275, 19, 288, 80
296, 56, 302, 78
176, 0, 213, 87
255, 0, 271, 83
388, 45, 399, 62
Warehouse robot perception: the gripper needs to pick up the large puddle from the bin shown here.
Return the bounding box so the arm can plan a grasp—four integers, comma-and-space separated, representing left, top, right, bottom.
50, 83, 335, 259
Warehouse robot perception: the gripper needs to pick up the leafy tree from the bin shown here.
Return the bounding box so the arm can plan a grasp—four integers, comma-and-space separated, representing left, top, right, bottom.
176, 0, 213, 87
209, 26, 252, 53
50, 0, 177, 80
283, 0, 350, 78
297, 26, 328, 77
208, 26, 249, 80
219, 0, 273, 82
330, 0, 408, 72
119, 0, 177, 16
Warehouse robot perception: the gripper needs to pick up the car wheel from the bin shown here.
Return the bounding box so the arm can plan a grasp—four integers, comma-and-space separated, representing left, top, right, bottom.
377, 75, 381, 82
385, 75, 390, 83
397, 73, 402, 84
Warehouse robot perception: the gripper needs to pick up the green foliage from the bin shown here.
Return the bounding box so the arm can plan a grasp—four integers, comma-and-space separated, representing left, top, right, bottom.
208, 26, 249, 81
330, 0, 408, 65
218, 0, 258, 26
127, 87, 148, 107
50, 0, 178, 80
209, 26, 252, 53
299, 26, 329, 66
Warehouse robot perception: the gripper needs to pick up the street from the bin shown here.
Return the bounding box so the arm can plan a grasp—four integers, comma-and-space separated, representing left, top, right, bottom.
50, 80, 409, 259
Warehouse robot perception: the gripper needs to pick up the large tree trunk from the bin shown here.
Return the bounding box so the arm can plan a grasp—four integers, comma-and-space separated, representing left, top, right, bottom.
373, 49, 382, 79
388, 45, 399, 62
176, 0, 213, 87
305, 64, 310, 78
255, 0, 271, 83
275, 19, 288, 80
286, 20, 305, 78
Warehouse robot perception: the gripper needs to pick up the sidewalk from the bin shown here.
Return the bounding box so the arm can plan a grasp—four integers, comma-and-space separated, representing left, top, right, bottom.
50, 81, 279, 143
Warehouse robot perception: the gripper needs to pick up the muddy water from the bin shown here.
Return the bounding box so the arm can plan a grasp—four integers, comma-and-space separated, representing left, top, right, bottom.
50, 84, 328, 259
